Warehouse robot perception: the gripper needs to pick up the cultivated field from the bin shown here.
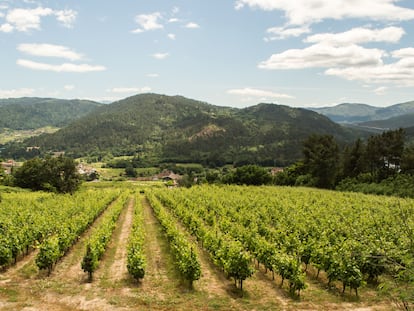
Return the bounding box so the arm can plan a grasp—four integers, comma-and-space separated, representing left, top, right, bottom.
0, 183, 411, 310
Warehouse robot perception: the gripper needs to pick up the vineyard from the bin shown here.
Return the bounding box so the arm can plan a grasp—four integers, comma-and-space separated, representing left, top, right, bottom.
0, 183, 413, 310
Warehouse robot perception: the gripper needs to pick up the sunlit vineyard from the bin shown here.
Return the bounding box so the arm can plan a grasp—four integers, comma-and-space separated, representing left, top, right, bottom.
0, 184, 413, 310
151, 185, 414, 299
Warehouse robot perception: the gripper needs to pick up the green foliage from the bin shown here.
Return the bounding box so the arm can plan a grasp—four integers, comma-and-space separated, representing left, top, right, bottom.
4, 94, 354, 166
81, 193, 128, 281
0, 98, 101, 130
302, 134, 340, 189
126, 196, 146, 281
147, 193, 201, 285
13, 156, 81, 193
222, 165, 272, 185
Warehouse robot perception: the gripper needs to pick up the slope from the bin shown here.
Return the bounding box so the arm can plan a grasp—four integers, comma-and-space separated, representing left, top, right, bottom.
12, 93, 357, 166
0, 97, 102, 130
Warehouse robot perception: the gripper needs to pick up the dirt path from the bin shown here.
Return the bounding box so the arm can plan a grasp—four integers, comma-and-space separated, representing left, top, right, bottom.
139, 197, 174, 303
107, 197, 134, 281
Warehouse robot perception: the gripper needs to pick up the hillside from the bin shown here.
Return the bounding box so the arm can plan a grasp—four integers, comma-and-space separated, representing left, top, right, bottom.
357, 113, 414, 130
10, 93, 357, 166
0, 97, 102, 130
311, 100, 414, 123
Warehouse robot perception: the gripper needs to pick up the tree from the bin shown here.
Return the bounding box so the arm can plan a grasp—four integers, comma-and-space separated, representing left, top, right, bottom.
13, 156, 81, 193
302, 134, 340, 189
342, 138, 367, 178
224, 165, 271, 185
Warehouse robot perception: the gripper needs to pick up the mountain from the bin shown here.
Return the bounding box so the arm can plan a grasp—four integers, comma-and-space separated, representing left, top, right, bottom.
0, 97, 102, 130
311, 101, 414, 124
4, 93, 358, 166
357, 113, 414, 130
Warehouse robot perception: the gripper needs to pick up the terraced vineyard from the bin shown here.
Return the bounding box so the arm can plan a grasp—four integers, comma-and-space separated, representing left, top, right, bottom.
0, 183, 412, 310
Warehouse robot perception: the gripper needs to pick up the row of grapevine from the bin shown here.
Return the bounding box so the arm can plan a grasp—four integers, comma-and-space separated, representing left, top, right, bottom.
150, 191, 254, 291
146, 192, 201, 286
81, 191, 129, 281
152, 185, 414, 297
35, 189, 121, 274
0, 189, 119, 269
126, 195, 146, 281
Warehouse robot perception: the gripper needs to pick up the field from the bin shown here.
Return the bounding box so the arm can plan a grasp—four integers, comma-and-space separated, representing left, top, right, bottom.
0, 183, 412, 310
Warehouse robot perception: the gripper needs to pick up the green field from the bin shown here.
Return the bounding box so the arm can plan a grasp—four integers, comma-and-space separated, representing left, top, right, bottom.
0, 182, 412, 310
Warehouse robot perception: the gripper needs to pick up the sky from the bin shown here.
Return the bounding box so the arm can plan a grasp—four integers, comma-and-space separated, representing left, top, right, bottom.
1, 0, 414, 108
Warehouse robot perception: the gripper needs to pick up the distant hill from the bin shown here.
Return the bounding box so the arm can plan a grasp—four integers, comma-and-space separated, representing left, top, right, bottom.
8, 93, 358, 166
310, 101, 414, 124
0, 97, 102, 130
357, 113, 414, 130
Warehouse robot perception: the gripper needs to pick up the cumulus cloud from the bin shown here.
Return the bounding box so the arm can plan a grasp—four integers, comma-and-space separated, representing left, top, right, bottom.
132, 12, 163, 33
305, 26, 405, 45
324, 47, 414, 86
152, 52, 169, 60
167, 33, 176, 40
17, 43, 84, 61
259, 24, 414, 87
227, 87, 294, 99
107, 87, 152, 93
235, 0, 414, 25
259, 44, 385, 70
1, 6, 77, 32
54, 9, 77, 28
17, 59, 106, 73
0, 88, 34, 98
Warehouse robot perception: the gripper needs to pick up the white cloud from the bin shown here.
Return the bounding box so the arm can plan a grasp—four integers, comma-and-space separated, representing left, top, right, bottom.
0, 12, 4, 18
168, 18, 180, 23
17, 59, 106, 73
374, 86, 388, 95
184, 22, 200, 29
167, 33, 176, 40
392, 47, 414, 58
6, 7, 52, 31
3, 6, 77, 32
54, 9, 77, 28
132, 12, 163, 33
235, 0, 414, 25
17, 43, 84, 61
0, 22, 13, 32
265, 25, 311, 41
147, 73, 159, 78
152, 52, 169, 60
305, 26, 405, 45
227, 87, 294, 99
64, 85, 75, 91
259, 43, 385, 69
0, 88, 34, 98
325, 48, 414, 86
107, 87, 152, 93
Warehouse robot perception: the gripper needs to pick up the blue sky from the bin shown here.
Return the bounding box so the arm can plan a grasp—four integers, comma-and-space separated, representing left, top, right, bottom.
1, 0, 414, 108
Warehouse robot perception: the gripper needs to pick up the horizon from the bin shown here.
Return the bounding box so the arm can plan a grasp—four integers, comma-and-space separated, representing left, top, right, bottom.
2, 92, 414, 109
1, 1, 414, 108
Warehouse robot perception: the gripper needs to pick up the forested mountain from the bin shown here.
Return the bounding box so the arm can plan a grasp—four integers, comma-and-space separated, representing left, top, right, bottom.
0, 98, 102, 130
357, 113, 414, 130
7, 93, 359, 166
311, 101, 414, 123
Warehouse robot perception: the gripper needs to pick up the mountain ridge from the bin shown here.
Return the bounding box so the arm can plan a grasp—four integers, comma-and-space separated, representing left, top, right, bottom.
310, 100, 414, 123
4, 93, 358, 166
